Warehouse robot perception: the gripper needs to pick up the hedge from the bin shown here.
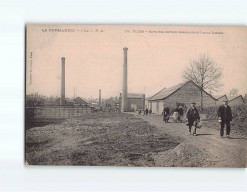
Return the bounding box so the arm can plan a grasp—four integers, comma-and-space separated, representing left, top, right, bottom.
201, 104, 247, 131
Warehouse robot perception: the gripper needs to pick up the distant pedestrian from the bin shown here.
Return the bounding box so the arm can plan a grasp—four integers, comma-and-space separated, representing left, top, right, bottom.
178, 106, 184, 122
173, 105, 179, 122
163, 106, 170, 123
145, 107, 149, 115
186, 102, 200, 136
149, 109, 152, 115
217, 99, 232, 138
174, 105, 179, 113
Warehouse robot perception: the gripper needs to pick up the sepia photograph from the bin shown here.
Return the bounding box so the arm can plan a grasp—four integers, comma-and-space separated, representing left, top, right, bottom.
25, 24, 247, 167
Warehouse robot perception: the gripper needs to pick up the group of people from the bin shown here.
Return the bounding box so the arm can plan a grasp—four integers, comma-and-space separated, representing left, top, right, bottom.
162, 99, 233, 137
138, 107, 152, 115
162, 105, 184, 123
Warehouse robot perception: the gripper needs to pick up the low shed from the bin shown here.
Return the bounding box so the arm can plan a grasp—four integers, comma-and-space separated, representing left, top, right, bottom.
228, 95, 245, 106
119, 93, 145, 111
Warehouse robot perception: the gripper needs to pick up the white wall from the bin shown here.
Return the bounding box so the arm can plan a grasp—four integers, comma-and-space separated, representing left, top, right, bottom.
152, 102, 157, 114
159, 101, 164, 115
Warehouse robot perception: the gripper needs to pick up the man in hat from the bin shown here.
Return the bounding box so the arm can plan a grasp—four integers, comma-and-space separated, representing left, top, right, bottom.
217, 99, 232, 138
186, 102, 200, 136
178, 106, 184, 122
163, 105, 170, 123
145, 106, 149, 116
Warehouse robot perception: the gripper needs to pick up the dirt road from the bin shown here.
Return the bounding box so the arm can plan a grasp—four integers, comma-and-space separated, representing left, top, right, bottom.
26, 112, 246, 167
135, 113, 247, 168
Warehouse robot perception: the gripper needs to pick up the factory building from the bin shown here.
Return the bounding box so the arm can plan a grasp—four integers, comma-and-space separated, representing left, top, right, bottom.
148, 80, 217, 115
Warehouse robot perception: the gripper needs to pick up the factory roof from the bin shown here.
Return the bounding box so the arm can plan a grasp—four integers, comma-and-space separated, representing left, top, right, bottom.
127, 93, 144, 99
214, 95, 227, 100
228, 95, 244, 102
120, 93, 145, 99
149, 80, 217, 101
73, 97, 88, 104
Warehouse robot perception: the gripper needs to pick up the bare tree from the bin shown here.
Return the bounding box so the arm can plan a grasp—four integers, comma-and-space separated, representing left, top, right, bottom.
228, 88, 239, 96
183, 54, 223, 110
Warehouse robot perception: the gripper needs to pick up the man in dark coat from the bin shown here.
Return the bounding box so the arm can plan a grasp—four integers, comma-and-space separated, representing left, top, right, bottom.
186, 102, 200, 136
178, 106, 184, 122
174, 105, 179, 113
217, 99, 232, 138
145, 106, 149, 115
163, 106, 170, 123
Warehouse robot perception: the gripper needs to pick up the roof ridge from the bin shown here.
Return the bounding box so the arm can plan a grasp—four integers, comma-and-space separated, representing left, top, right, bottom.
228, 95, 243, 102
149, 80, 217, 101
215, 94, 227, 99
149, 80, 190, 101
148, 86, 167, 100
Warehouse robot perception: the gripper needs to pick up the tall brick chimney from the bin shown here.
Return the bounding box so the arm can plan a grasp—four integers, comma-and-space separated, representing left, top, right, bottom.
99, 89, 102, 107
121, 47, 128, 112
60, 57, 65, 106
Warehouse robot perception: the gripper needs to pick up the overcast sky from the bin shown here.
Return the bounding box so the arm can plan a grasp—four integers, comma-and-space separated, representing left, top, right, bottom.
26, 25, 247, 99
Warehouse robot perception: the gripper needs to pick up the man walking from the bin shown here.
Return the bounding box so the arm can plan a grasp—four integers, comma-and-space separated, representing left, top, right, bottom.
217, 99, 232, 138
163, 105, 170, 123
178, 106, 184, 122
145, 106, 149, 116
186, 102, 200, 136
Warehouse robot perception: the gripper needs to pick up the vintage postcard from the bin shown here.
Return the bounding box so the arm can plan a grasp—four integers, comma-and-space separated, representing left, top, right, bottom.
25, 24, 247, 167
